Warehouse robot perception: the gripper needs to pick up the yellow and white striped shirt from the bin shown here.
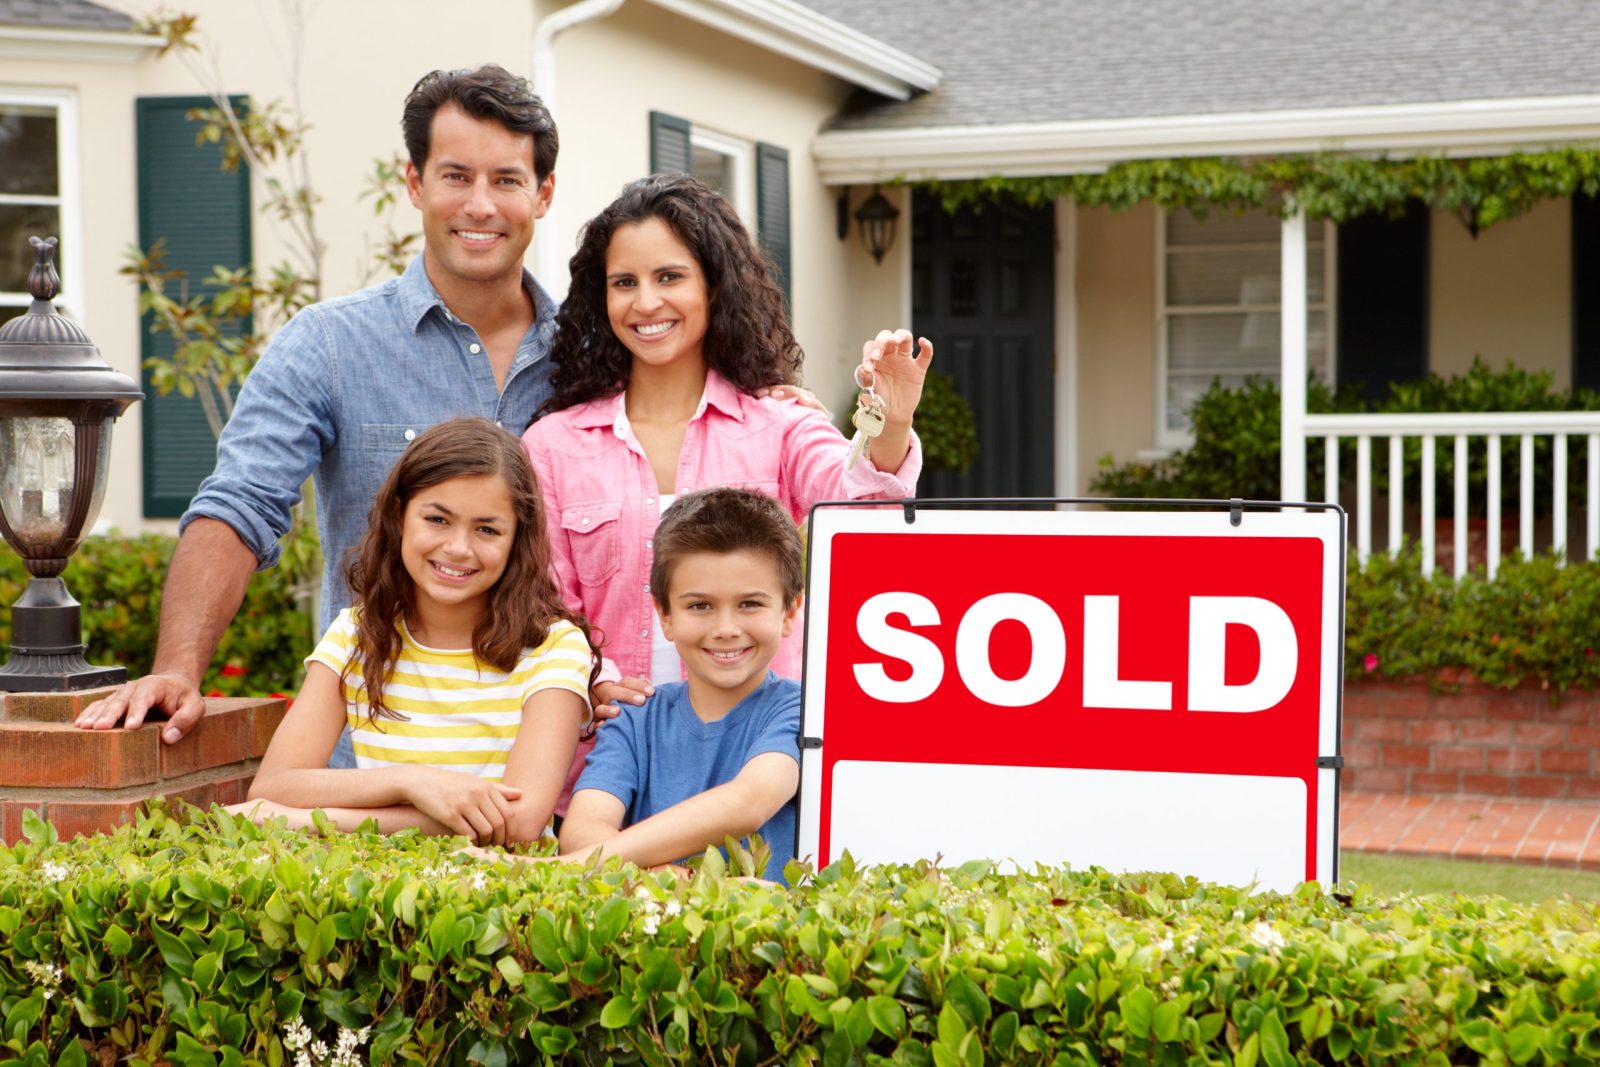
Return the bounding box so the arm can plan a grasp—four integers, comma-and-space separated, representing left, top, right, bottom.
306, 610, 592, 781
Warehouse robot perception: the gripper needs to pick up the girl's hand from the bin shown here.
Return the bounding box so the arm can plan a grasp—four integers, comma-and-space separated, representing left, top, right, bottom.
592, 676, 653, 722
754, 384, 831, 418
403, 767, 523, 845
860, 329, 934, 426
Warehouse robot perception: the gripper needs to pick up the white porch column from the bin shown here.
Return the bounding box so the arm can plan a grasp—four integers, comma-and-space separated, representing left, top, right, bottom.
1279, 206, 1308, 502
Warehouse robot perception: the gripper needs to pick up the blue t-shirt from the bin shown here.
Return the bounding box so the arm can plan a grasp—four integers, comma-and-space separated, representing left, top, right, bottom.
574, 673, 801, 882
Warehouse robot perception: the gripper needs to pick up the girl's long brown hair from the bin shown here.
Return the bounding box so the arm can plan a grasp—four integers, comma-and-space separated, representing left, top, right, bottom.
343, 417, 597, 722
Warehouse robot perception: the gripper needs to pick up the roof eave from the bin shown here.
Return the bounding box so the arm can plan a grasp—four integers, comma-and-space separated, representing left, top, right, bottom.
813, 94, 1600, 184
642, 0, 940, 100
0, 23, 162, 64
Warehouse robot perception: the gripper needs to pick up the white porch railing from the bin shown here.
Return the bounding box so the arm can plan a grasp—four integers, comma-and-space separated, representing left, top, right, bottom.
1299, 412, 1600, 576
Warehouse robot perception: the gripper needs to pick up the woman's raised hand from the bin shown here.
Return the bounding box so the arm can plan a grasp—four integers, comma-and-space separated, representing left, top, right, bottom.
404, 767, 523, 845
860, 329, 934, 425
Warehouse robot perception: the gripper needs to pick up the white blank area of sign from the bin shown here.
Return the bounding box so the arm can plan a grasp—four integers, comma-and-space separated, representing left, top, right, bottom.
828, 761, 1309, 893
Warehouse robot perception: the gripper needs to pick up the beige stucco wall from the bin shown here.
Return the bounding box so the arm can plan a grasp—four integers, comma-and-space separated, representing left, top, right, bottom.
1072, 202, 1158, 494
1429, 198, 1571, 387
36, 0, 860, 534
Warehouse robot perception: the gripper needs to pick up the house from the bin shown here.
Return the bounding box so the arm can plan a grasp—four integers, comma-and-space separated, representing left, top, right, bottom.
4, 0, 1600, 541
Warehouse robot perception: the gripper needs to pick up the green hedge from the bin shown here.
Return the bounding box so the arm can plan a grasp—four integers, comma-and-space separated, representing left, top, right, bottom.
2, 808, 1598, 1066
0, 534, 312, 698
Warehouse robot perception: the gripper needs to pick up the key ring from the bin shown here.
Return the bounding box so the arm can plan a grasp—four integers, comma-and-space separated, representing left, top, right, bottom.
854, 365, 876, 392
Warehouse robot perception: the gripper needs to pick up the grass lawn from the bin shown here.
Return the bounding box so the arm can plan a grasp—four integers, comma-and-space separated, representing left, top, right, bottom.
1340, 851, 1600, 903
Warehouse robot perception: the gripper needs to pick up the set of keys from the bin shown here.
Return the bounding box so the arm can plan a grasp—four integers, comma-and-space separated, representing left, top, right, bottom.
846, 365, 887, 470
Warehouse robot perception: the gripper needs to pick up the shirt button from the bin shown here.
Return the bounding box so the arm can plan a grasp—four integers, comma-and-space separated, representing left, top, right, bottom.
404, 429, 416, 441
645, 538, 652, 548
469, 343, 482, 354
646, 497, 655, 505
581, 517, 591, 526
640, 629, 649, 638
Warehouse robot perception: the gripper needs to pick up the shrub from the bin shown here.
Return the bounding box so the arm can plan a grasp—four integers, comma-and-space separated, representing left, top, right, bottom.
0, 532, 313, 697
3, 806, 1599, 1066
911, 370, 979, 473
1345, 549, 1600, 692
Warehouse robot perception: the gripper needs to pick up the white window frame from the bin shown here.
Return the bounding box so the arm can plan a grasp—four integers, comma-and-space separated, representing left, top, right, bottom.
1154, 210, 1336, 449
0, 88, 82, 323
688, 125, 754, 230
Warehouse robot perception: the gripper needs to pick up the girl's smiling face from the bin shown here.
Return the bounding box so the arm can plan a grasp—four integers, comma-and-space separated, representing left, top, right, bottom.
400, 472, 516, 618
604, 216, 710, 375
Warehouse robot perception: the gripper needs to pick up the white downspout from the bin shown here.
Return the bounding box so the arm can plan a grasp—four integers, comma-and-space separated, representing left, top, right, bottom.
532, 0, 626, 297
1279, 206, 1308, 502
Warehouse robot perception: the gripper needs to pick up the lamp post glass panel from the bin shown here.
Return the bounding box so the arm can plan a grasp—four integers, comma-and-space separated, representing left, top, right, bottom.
855, 186, 900, 264
0, 236, 141, 691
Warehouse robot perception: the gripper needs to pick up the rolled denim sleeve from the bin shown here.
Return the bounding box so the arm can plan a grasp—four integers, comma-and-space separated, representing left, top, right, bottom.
180, 308, 337, 569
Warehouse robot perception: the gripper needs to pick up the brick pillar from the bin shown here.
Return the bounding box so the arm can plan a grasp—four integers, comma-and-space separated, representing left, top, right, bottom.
0, 688, 287, 843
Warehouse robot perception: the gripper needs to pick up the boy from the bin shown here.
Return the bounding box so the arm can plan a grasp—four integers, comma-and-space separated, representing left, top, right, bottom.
555, 487, 804, 882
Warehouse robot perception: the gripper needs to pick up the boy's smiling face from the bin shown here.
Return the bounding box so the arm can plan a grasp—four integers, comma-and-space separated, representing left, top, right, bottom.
659, 548, 800, 718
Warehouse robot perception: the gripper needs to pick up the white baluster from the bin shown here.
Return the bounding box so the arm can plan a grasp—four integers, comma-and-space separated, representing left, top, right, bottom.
1488, 434, 1501, 579
1388, 435, 1404, 557
1453, 435, 1468, 579
1590, 434, 1600, 562
1324, 435, 1339, 506
1519, 434, 1534, 560
1357, 435, 1372, 564
1553, 433, 1567, 564
1421, 434, 1435, 576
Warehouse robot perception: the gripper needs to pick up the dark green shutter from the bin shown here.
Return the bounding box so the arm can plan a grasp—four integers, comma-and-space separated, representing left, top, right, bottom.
755, 142, 790, 309
649, 111, 690, 175
1336, 200, 1428, 403
135, 95, 252, 518
1574, 194, 1600, 389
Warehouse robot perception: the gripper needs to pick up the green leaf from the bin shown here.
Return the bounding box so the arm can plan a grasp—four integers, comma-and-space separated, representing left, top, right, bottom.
944, 973, 991, 1028
529, 914, 564, 972
600, 995, 634, 1029
1327, 1023, 1354, 1061
54, 1038, 87, 1067
1506, 1024, 1542, 1065
1258, 1011, 1292, 1067
102, 926, 134, 957
589, 897, 631, 945
867, 995, 906, 1040
1122, 986, 1154, 1040
1236, 1031, 1260, 1067
937, 1001, 967, 1050
1152, 999, 1183, 1043
495, 957, 524, 990
21, 809, 57, 846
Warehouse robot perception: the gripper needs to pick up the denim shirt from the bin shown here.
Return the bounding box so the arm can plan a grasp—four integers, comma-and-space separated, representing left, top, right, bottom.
182, 254, 558, 631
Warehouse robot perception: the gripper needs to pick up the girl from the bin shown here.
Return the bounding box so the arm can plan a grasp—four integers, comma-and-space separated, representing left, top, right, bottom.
234, 417, 594, 844
521, 173, 932, 799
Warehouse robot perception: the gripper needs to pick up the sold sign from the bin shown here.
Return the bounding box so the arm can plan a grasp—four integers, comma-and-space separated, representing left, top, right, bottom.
795, 506, 1344, 892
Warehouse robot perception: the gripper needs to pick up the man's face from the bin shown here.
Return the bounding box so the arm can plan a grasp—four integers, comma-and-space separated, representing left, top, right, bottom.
406, 104, 553, 294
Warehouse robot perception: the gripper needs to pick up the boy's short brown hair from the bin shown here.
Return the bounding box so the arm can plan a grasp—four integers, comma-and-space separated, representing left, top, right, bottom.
651, 488, 804, 610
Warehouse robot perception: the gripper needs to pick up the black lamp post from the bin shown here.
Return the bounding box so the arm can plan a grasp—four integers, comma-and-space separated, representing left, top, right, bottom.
0, 236, 143, 691
854, 186, 900, 264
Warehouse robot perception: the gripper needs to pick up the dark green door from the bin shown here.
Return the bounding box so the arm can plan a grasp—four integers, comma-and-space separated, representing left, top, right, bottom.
911, 192, 1055, 499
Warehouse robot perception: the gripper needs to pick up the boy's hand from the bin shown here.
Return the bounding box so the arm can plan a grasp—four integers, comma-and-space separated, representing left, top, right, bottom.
403, 768, 522, 844
591, 677, 654, 723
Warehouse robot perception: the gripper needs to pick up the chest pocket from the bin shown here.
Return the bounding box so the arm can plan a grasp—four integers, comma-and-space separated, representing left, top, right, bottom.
362, 423, 421, 484
561, 498, 623, 585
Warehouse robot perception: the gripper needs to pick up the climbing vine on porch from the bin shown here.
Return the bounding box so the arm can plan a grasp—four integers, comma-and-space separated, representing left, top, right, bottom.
917, 147, 1600, 232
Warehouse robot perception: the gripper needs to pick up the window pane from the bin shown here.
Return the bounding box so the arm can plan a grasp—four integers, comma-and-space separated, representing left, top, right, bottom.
1167, 207, 1280, 246
0, 204, 61, 293
1168, 243, 1324, 305
0, 107, 59, 197
690, 143, 731, 194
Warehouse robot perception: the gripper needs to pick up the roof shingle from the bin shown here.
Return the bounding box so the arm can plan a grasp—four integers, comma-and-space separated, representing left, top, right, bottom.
0, 0, 135, 32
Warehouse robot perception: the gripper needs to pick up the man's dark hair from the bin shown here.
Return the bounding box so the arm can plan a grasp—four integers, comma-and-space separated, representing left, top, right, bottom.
402, 65, 558, 183
651, 488, 805, 611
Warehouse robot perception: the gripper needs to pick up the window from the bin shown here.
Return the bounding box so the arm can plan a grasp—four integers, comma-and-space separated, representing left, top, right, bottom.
1157, 207, 1335, 445
688, 126, 753, 225
0, 92, 78, 328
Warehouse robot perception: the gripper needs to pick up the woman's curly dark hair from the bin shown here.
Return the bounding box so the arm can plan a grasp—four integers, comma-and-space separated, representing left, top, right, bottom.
539, 173, 803, 417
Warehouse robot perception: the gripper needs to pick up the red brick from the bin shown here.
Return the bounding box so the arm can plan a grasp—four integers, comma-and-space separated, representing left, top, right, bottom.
0, 686, 123, 725
1460, 721, 1514, 745
1486, 695, 1540, 721
1408, 721, 1457, 744
0, 722, 160, 788
1570, 726, 1600, 747
1341, 689, 1383, 718
159, 706, 253, 779
1411, 772, 1462, 794
1462, 773, 1515, 796
1539, 750, 1592, 775
1430, 690, 1485, 719
46, 798, 142, 838
1385, 693, 1432, 719
1436, 747, 1486, 771
1569, 777, 1600, 801
1344, 742, 1380, 769
1349, 768, 1407, 792
1540, 698, 1593, 724
1356, 719, 1408, 742
1514, 722, 1569, 747
250, 700, 288, 758
207, 771, 255, 806
1513, 776, 1570, 799
0, 801, 32, 845
1486, 748, 1538, 772
1382, 745, 1432, 768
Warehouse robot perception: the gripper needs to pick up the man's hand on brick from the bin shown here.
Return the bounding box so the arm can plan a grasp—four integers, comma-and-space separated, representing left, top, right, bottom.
76, 672, 206, 744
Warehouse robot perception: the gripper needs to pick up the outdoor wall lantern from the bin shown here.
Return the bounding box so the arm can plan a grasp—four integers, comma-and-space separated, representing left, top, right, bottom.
0, 236, 142, 691
854, 186, 900, 264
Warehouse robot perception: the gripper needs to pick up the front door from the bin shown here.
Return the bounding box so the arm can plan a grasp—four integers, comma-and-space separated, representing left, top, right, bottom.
912, 192, 1056, 499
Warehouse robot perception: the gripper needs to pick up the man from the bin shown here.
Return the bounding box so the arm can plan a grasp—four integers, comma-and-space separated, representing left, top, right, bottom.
77, 65, 561, 741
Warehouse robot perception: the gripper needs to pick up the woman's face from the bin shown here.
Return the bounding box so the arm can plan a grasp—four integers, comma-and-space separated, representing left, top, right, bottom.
604, 217, 710, 376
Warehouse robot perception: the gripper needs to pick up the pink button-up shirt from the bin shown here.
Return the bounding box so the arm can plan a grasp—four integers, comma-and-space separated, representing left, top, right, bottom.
522, 370, 921, 808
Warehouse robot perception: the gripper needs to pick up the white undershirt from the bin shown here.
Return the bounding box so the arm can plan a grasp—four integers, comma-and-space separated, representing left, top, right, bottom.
649, 493, 682, 683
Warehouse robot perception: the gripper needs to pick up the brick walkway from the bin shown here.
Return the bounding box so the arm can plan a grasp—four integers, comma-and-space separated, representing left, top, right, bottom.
1341, 792, 1600, 869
